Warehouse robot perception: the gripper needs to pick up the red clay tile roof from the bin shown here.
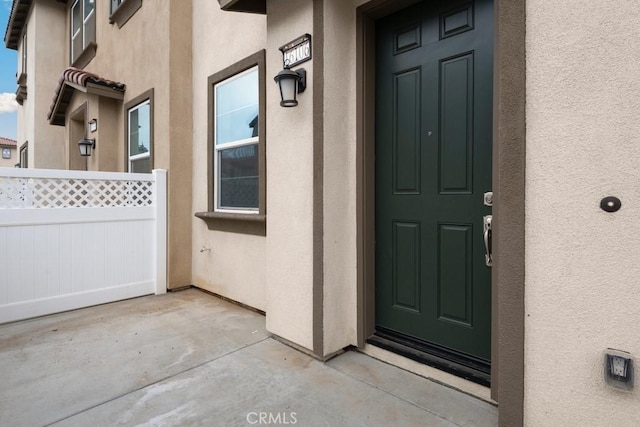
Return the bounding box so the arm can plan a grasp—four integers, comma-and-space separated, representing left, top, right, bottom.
48, 67, 126, 126
58, 67, 126, 91
0, 137, 17, 147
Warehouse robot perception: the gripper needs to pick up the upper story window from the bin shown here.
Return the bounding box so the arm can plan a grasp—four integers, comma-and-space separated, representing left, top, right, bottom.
125, 90, 154, 173
71, 0, 96, 65
19, 143, 28, 168
20, 31, 27, 75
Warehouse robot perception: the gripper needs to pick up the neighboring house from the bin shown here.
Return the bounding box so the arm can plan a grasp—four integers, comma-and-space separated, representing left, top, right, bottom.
6, 0, 640, 426
4, 0, 66, 169
0, 137, 18, 167
4, 0, 193, 289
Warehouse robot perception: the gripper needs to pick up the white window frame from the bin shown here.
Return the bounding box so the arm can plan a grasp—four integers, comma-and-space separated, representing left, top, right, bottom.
128, 99, 151, 173
213, 66, 260, 214
71, 0, 95, 63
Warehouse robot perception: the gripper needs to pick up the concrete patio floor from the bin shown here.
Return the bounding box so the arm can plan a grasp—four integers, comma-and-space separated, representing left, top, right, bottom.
0, 289, 497, 426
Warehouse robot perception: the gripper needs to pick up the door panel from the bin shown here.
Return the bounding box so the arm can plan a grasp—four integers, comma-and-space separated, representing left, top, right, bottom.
375, 0, 493, 362
440, 52, 473, 194
393, 221, 421, 312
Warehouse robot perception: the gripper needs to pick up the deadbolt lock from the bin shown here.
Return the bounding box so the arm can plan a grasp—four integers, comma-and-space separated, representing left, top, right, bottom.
484, 191, 493, 207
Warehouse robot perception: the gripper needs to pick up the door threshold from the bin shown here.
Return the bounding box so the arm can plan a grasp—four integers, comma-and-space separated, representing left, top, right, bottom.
358, 344, 498, 405
368, 329, 490, 386
360, 342, 495, 404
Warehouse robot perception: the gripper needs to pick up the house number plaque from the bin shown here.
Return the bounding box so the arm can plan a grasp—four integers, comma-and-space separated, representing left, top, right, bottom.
280, 34, 312, 68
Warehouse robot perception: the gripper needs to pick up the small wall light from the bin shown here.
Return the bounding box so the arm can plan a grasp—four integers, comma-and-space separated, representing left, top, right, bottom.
78, 138, 96, 157
274, 67, 306, 107
88, 118, 98, 133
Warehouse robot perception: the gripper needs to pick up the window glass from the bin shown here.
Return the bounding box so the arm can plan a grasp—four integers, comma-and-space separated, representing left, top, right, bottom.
71, 0, 95, 63
129, 102, 150, 157
111, 0, 123, 13
219, 145, 259, 209
204, 51, 265, 223
2, 148, 11, 159
84, 12, 95, 46
130, 157, 151, 174
215, 68, 259, 146
128, 99, 151, 173
72, 1, 81, 35
20, 145, 28, 168
84, 0, 94, 18
213, 66, 260, 212
21, 32, 26, 74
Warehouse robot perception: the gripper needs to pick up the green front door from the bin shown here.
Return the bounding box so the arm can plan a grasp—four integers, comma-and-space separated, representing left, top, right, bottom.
375, 0, 493, 365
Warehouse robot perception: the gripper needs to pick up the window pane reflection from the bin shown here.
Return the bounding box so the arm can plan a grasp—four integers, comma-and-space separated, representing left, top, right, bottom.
215, 68, 259, 145
131, 157, 151, 174
129, 102, 150, 157
218, 144, 258, 209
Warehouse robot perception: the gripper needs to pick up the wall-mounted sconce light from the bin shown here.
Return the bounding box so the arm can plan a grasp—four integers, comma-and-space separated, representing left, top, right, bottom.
274, 67, 306, 107
88, 118, 98, 133
78, 138, 96, 157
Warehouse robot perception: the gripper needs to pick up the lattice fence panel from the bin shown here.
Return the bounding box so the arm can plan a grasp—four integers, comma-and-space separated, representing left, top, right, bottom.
0, 177, 155, 208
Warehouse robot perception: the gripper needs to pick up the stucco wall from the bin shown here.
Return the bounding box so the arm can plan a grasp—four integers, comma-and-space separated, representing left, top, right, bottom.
80, 2, 171, 171
266, 0, 316, 350
17, 17, 32, 165
191, 0, 267, 311
0, 146, 17, 168
525, 1, 640, 425
321, 0, 358, 355
19, 0, 65, 169
66, 1, 194, 288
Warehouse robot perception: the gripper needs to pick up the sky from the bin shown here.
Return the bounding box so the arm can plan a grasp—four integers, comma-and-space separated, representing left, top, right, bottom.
0, 0, 18, 141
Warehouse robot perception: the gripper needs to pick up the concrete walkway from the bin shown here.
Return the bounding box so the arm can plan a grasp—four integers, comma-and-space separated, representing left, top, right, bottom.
0, 289, 497, 427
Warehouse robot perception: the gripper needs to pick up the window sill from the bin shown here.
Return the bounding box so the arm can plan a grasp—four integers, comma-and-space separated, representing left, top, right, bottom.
72, 42, 97, 69
195, 211, 266, 236
110, 0, 143, 29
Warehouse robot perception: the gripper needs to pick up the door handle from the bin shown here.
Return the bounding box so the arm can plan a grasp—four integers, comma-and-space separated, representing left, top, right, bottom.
483, 215, 492, 267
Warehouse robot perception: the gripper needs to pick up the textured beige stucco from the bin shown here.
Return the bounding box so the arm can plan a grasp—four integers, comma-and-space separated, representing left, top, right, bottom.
18, 0, 66, 169
191, 0, 267, 311
265, 0, 316, 351
60, 1, 194, 288
525, 1, 640, 425
0, 146, 16, 167
321, 0, 358, 355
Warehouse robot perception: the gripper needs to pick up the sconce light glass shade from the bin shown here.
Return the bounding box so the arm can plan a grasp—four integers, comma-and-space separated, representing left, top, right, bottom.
78, 138, 96, 157
274, 67, 306, 107
88, 118, 98, 133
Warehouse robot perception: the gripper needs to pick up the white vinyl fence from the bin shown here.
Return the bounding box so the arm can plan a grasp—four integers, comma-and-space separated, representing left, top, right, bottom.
0, 168, 167, 323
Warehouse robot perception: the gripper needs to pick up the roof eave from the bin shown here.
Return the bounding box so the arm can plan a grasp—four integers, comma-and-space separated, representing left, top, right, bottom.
218, 0, 266, 14
4, 0, 31, 50
4, 0, 67, 50
48, 68, 127, 126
